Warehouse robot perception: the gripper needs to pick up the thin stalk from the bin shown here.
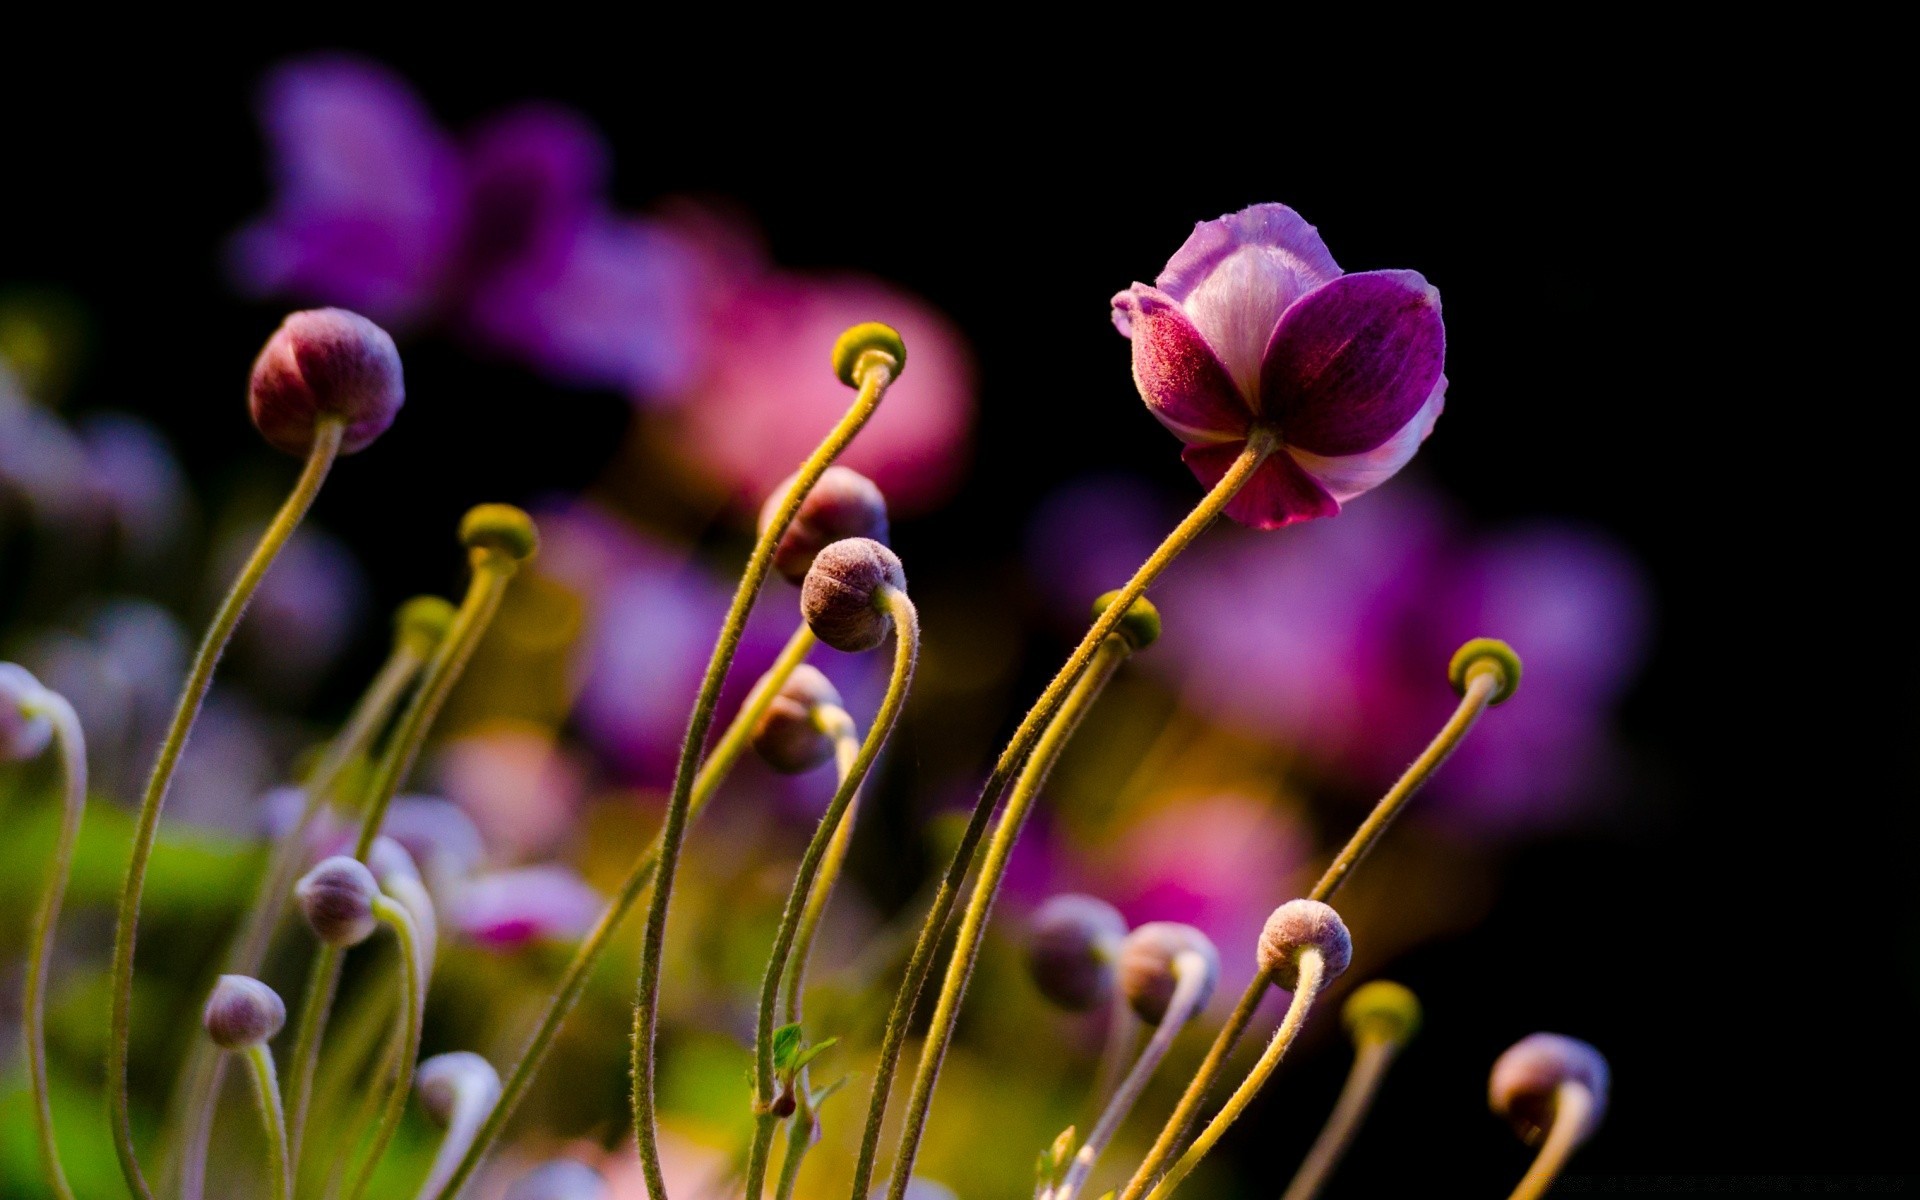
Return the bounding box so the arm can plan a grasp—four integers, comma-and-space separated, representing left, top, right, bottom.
1091, 987, 1137, 1113
888, 636, 1131, 1200
1278, 1037, 1397, 1200
1117, 675, 1496, 1200
108, 415, 344, 1200
21, 689, 85, 1200
283, 944, 343, 1170
1506, 1083, 1595, 1200
1142, 950, 1328, 1200
742, 590, 919, 1200
426, 622, 817, 1200
632, 358, 897, 1200
851, 431, 1274, 1199
342, 896, 425, 1200
774, 1099, 818, 1200
243, 1044, 293, 1200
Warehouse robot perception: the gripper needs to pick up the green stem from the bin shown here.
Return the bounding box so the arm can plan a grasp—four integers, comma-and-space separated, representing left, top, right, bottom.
887, 636, 1131, 1200
20, 689, 85, 1200
632, 359, 897, 1200
1142, 950, 1327, 1200
1277, 1037, 1398, 1200
1506, 1083, 1596, 1200
850, 432, 1274, 1199
108, 415, 343, 1200
426, 622, 817, 1200
244, 1044, 293, 1200
1116, 674, 1496, 1200
342, 896, 425, 1200
773, 1098, 818, 1200
285, 944, 345, 1171
743, 591, 919, 1200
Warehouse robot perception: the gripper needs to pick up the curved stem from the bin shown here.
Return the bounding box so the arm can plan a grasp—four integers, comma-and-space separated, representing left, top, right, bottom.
1277, 1037, 1397, 1200
243, 1044, 293, 1200
108, 416, 343, 1199
426, 621, 816, 1200
1117, 675, 1496, 1200
1142, 950, 1327, 1200
1506, 1082, 1595, 1200
342, 895, 425, 1200
850, 433, 1272, 1199
774, 1099, 819, 1200
742, 591, 919, 1200
888, 636, 1130, 1200
632, 362, 897, 1200
1091, 986, 1137, 1114
415, 1075, 501, 1200
1052, 950, 1210, 1200
20, 690, 85, 1200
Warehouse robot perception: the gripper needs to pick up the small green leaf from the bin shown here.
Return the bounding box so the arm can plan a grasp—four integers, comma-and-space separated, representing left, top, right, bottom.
790, 1036, 838, 1074
772, 1022, 805, 1072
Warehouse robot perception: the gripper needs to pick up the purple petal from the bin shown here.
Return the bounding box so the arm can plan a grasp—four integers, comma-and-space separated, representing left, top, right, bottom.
1154, 204, 1341, 305
459, 104, 610, 281
452, 866, 603, 949
1116, 286, 1251, 445
1291, 374, 1446, 503
1259, 270, 1445, 456
1182, 442, 1338, 530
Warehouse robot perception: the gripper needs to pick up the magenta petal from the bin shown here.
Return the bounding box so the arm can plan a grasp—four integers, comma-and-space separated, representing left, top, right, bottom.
1182, 442, 1338, 530
1155, 204, 1342, 305
1259, 270, 1445, 456
1291, 375, 1446, 504
1117, 286, 1252, 445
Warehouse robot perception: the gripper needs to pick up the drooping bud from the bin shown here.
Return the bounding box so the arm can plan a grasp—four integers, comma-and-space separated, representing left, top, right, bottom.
504, 1159, 610, 1200
750, 664, 846, 773
203, 975, 286, 1049
459, 503, 540, 563
1118, 922, 1220, 1025
1090, 590, 1161, 652
830, 321, 907, 388
1449, 637, 1522, 705
1489, 1033, 1610, 1145
1026, 894, 1129, 1012
761, 466, 891, 584
416, 1051, 502, 1126
295, 855, 380, 947
1342, 980, 1422, 1048
0, 662, 54, 762
395, 594, 458, 655
247, 308, 404, 456
1256, 899, 1353, 990
801, 537, 906, 652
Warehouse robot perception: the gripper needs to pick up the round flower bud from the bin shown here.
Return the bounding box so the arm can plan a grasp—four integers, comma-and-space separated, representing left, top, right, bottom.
1, 662, 54, 762
750, 664, 846, 774
203, 974, 286, 1049
1449, 637, 1522, 706
1119, 922, 1220, 1025
1027, 894, 1130, 1012
760, 466, 891, 584
1489, 1033, 1610, 1144
801, 537, 906, 652
830, 321, 907, 387
505, 1160, 610, 1200
416, 1050, 502, 1126
248, 308, 404, 456
1090, 590, 1161, 652
295, 855, 380, 947
395, 594, 457, 654
1256, 899, 1353, 991
1342, 980, 1422, 1048
459, 503, 540, 563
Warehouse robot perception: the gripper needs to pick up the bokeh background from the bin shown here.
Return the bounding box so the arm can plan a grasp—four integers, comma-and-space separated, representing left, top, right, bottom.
2, 31, 1911, 1198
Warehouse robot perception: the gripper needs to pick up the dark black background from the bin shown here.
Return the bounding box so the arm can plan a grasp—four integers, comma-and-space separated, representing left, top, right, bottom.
4, 27, 1910, 1195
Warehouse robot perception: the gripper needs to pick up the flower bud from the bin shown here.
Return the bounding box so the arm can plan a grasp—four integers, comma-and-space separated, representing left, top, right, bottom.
750, 664, 846, 773
395, 594, 458, 655
1027, 894, 1129, 1011
1090, 590, 1161, 651
801, 537, 906, 652
830, 321, 907, 387
505, 1160, 610, 1200
1449, 637, 1522, 706
247, 308, 404, 456
0, 662, 54, 762
460, 503, 540, 563
1256, 899, 1353, 990
416, 1050, 502, 1126
295, 855, 380, 947
1342, 980, 1422, 1048
1489, 1033, 1610, 1144
1118, 922, 1220, 1025
203, 974, 286, 1049
761, 466, 891, 584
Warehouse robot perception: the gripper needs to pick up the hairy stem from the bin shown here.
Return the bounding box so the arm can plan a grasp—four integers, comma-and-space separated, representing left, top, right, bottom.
243, 1044, 293, 1200
342, 896, 425, 1200
21, 689, 85, 1200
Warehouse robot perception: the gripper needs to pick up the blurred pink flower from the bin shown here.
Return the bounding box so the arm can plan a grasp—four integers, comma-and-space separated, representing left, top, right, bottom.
435, 719, 587, 861
449, 864, 602, 949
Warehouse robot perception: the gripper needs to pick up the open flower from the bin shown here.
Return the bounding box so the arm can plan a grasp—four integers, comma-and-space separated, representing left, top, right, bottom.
1112, 203, 1446, 529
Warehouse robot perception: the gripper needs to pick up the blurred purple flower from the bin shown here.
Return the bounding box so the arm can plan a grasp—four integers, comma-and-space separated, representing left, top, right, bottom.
76, 414, 191, 558
219, 521, 368, 692
434, 719, 586, 862
450, 865, 602, 949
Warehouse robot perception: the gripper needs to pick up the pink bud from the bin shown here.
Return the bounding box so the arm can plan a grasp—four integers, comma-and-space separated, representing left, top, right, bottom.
760, 466, 890, 584
1255, 899, 1352, 990
1489, 1033, 1610, 1145
248, 308, 404, 456
1026, 894, 1129, 1012
800, 537, 906, 652
1119, 922, 1219, 1025
750, 664, 846, 774
295, 855, 380, 947
203, 974, 286, 1049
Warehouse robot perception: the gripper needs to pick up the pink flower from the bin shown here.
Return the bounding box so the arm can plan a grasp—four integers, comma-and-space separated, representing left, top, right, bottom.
1112, 204, 1446, 529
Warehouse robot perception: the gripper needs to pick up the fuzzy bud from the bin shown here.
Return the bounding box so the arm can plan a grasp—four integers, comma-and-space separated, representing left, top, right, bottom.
416, 1050, 502, 1126
295, 855, 380, 947
505, 1160, 610, 1200
1342, 980, 1422, 1048
1118, 922, 1220, 1025
203, 975, 286, 1049
761, 466, 891, 584
395, 594, 457, 655
0, 663, 54, 762
750, 664, 846, 774
801, 537, 906, 652
247, 308, 403, 456
1026, 894, 1129, 1012
1449, 637, 1522, 706
459, 503, 540, 563
1489, 1033, 1610, 1144
830, 321, 907, 387
1256, 899, 1353, 991
1090, 590, 1161, 651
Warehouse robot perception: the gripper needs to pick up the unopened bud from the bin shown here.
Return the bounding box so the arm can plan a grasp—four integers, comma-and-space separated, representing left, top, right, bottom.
1342, 980, 1422, 1048
1489, 1033, 1610, 1145
395, 594, 457, 654
830, 321, 907, 388
416, 1050, 502, 1126
1118, 922, 1219, 1025
1026, 894, 1129, 1012
0, 663, 53, 762
750, 664, 846, 774
459, 503, 540, 563
761, 466, 891, 584
248, 308, 404, 456
505, 1160, 610, 1200
295, 855, 380, 947
801, 537, 906, 652
1256, 899, 1352, 990
203, 975, 286, 1049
